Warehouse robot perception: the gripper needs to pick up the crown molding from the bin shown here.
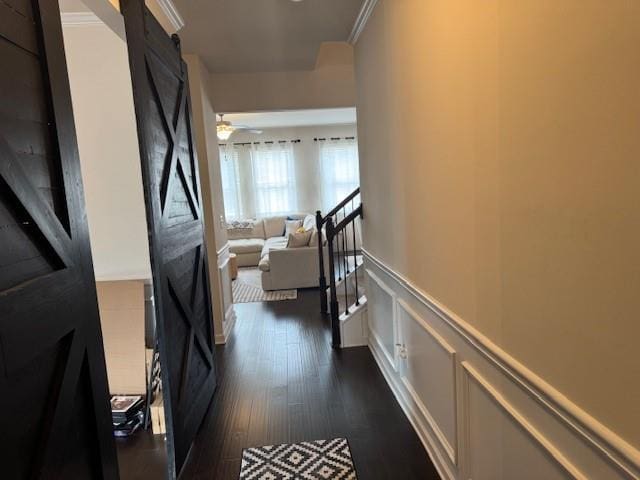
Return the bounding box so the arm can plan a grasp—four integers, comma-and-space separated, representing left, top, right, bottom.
348, 0, 378, 45
157, 0, 185, 32
60, 12, 103, 27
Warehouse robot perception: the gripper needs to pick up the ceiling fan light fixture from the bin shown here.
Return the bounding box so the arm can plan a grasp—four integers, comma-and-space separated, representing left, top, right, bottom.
216, 113, 235, 141
217, 124, 235, 141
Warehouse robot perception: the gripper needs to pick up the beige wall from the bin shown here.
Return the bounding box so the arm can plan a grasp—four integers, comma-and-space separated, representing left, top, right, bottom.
355, 0, 640, 449
184, 54, 234, 342
229, 124, 358, 218
63, 22, 151, 282
209, 43, 356, 113
96, 281, 147, 395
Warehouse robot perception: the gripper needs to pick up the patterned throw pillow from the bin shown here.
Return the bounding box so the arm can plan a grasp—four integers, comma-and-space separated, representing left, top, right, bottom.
226, 219, 255, 230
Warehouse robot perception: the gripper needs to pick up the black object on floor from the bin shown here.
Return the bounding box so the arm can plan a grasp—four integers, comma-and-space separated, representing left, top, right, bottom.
240, 438, 357, 479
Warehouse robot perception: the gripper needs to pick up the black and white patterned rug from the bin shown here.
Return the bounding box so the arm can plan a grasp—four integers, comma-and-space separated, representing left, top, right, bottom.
239, 438, 357, 479
233, 268, 297, 304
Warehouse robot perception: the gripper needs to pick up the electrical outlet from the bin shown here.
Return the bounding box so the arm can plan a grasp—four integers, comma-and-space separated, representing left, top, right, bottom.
395, 343, 408, 359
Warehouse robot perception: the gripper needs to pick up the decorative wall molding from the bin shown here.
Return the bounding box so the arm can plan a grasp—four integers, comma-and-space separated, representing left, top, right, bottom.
362, 248, 640, 478
216, 241, 230, 257
216, 241, 231, 268
60, 12, 103, 27
397, 298, 459, 466
348, 0, 379, 45
365, 267, 398, 370
369, 331, 456, 480
214, 241, 234, 344
461, 361, 587, 479
156, 0, 185, 32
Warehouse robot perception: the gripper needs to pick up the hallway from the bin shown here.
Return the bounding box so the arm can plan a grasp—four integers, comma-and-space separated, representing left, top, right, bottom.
179, 290, 440, 479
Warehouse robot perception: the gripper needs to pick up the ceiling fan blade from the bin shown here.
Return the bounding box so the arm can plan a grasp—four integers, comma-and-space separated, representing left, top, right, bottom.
234, 125, 263, 134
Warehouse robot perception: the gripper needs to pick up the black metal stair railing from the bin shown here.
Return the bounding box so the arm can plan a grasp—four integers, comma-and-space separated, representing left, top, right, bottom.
315, 188, 363, 347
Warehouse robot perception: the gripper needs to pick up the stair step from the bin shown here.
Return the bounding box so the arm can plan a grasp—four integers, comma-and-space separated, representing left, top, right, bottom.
336, 255, 364, 287
339, 295, 367, 322
338, 295, 368, 348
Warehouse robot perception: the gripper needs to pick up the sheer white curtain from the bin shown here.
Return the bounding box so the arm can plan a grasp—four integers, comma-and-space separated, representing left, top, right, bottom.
250, 143, 297, 216
320, 138, 360, 210
218, 145, 242, 219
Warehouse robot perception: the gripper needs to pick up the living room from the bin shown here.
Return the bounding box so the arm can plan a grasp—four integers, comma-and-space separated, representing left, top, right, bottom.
218, 108, 361, 301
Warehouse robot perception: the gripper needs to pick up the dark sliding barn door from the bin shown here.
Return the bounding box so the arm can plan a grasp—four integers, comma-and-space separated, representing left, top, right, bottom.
120, 1, 218, 476
0, 0, 118, 479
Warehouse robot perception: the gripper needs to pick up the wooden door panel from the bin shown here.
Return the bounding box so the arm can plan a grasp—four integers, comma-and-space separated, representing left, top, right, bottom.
121, 1, 218, 476
0, 1, 118, 478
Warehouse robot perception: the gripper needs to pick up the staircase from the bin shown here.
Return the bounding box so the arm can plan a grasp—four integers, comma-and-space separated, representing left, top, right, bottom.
316, 189, 368, 348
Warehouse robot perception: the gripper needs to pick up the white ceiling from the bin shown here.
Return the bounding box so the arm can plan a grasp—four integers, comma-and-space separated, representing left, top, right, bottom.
59, 0, 364, 74
173, 0, 364, 73
224, 108, 357, 129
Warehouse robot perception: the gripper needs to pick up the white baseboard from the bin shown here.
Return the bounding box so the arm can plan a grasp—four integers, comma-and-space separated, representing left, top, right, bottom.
363, 248, 640, 480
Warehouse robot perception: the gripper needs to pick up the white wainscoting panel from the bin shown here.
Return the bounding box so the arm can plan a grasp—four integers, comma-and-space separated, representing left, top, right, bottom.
462, 362, 586, 480
362, 248, 640, 480
398, 299, 458, 466
215, 242, 235, 344
365, 268, 398, 371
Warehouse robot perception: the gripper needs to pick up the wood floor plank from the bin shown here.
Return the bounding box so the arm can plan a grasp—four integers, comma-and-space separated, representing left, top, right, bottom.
118, 289, 440, 479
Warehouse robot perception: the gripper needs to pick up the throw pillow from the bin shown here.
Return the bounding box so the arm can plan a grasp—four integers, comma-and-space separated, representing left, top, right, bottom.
284, 219, 302, 236
287, 230, 312, 248
263, 216, 285, 238
302, 214, 315, 232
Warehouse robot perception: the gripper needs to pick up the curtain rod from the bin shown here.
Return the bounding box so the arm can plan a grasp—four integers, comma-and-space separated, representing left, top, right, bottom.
313, 136, 356, 141
219, 139, 302, 147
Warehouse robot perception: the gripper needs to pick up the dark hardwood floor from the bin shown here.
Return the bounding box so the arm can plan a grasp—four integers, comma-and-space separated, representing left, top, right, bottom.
119, 289, 440, 479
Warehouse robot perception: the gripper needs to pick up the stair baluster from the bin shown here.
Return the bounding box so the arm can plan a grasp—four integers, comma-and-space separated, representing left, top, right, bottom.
352, 218, 360, 306
315, 210, 328, 314
316, 187, 364, 347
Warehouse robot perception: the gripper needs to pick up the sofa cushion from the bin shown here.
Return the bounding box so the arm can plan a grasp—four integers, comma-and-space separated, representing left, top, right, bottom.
261, 236, 287, 258
309, 227, 327, 247
229, 238, 265, 255
284, 219, 302, 236
262, 216, 286, 238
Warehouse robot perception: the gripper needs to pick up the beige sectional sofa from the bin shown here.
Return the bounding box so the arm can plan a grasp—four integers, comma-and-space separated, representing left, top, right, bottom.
227, 214, 328, 291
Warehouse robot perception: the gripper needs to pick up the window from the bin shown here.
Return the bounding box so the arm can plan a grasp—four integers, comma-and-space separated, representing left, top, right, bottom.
320, 138, 360, 210
251, 144, 297, 216
219, 145, 242, 220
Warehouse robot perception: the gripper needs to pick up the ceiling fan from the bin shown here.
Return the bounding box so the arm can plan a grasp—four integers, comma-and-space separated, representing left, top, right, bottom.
216, 114, 262, 141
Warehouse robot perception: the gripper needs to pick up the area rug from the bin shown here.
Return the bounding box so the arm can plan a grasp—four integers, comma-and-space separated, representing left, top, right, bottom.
240, 438, 357, 480
233, 267, 297, 303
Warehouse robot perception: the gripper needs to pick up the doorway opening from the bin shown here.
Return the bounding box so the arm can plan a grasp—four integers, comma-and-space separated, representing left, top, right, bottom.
216, 108, 361, 305
62, 9, 168, 479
